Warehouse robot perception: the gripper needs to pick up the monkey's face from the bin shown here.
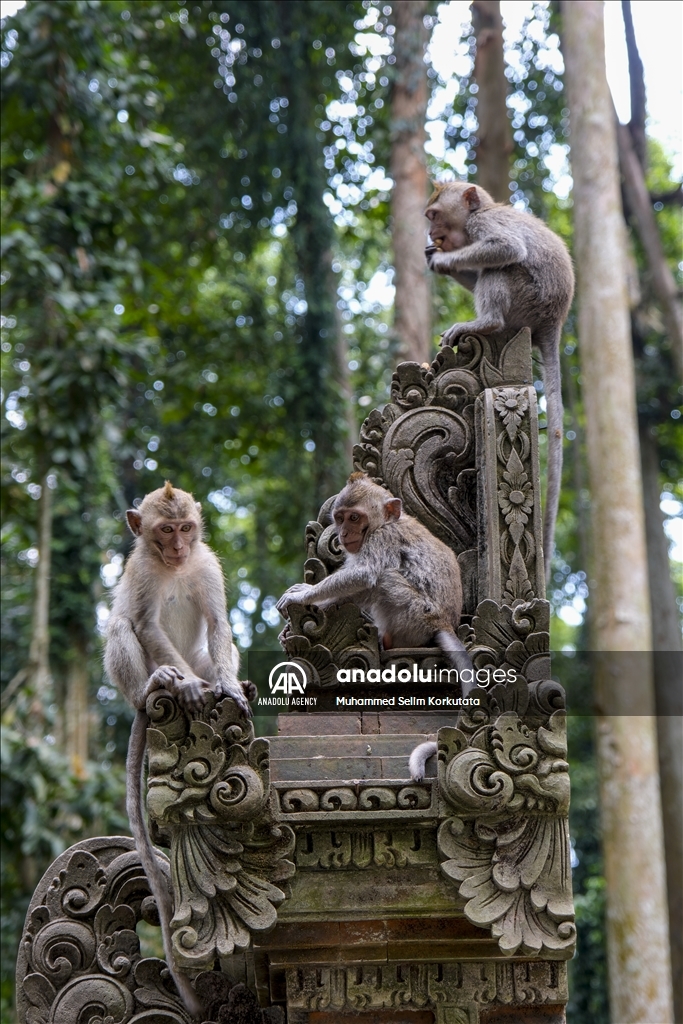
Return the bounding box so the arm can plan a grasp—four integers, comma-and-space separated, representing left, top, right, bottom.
426, 187, 471, 251
334, 507, 369, 554
151, 519, 198, 567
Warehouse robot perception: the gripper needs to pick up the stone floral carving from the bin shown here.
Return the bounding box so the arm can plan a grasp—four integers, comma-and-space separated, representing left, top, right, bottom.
145, 691, 295, 971
458, 598, 551, 683
478, 385, 545, 602
15, 835, 283, 1024
435, 678, 575, 959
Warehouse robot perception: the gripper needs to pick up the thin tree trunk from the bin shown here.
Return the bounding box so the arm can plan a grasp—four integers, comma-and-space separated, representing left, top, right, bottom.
390, 0, 431, 364
471, 0, 512, 202
621, 0, 647, 170
333, 295, 356, 468
640, 424, 683, 1023
617, 122, 683, 379
26, 474, 53, 706
561, 4, 674, 1021
65, 644, 89, 778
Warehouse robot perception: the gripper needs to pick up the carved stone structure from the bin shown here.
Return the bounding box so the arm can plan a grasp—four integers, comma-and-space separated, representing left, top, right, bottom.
17, 329, 574, 1023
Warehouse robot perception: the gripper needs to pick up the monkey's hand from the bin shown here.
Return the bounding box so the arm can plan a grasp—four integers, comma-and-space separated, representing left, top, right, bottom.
145, 665, 211, 712
425, 248, 452, 274
276, 583, 316, 616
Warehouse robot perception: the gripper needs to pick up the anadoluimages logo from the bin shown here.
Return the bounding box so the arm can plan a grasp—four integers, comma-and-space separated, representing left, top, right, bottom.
268, 661, 308, 696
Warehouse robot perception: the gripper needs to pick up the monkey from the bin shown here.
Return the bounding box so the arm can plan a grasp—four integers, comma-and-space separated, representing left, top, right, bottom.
104, 481, 252, 1018
277, 472, 473, 681
424, 181, 575, 578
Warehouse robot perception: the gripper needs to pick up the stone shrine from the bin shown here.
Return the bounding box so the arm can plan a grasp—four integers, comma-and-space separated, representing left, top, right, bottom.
16, 330, 574, 1023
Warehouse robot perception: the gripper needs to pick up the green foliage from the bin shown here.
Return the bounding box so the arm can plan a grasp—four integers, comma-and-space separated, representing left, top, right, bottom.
0, 724, 127, 1018
1, 2, 680, 1019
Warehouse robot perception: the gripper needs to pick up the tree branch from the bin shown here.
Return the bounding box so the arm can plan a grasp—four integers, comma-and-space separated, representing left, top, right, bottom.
617, 121, 683, 379
621, 0, 647, 170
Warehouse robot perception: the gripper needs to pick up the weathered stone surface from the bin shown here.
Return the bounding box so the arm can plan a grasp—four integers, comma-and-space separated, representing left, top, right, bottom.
144, 690, 295, 971
20, 330, 574, 1022
14, 835, 284, 1024
284, 960, 567, 1014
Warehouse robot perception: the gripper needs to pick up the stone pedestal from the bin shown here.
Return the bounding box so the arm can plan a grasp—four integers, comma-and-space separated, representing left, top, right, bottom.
16, 331, 574, 1024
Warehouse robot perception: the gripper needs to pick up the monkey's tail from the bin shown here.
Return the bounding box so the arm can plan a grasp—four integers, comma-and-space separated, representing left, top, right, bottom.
127, 711, 203, 1019
409, 740, 437, 782
537, 323, 564, 585
435, 629, 475, 695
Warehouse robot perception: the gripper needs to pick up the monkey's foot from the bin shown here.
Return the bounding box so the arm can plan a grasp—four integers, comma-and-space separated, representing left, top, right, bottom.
440, 321, 503, 347
214, 680, 252, 717
146, 667, 211, 712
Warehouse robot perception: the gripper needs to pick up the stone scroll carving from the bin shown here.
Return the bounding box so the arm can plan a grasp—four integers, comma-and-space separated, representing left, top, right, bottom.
280, 329, 536, 678
15, 835, 284, 1024
145, 691, 295, 971
436, 674, 575, 960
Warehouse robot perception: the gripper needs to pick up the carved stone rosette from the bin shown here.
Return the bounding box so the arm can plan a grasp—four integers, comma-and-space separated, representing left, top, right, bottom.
15, 835, 284, 1024
144, 690, 295, 971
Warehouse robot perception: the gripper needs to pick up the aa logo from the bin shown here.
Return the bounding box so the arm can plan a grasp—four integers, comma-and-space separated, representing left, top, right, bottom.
268, 661, 308, 695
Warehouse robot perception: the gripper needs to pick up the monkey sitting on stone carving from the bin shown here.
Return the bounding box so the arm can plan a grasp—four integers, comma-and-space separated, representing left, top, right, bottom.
104, 481, 252, 1017
277, 472, 472, 678
424, 181, 574, 577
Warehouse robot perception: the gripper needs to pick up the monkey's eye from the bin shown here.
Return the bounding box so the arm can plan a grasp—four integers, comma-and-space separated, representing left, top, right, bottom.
349, 513, 359, 522
180, 524, 193, 532
160, 526, 174, 533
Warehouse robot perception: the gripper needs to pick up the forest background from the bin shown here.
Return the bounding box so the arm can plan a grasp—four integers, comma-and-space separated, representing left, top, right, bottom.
1, 1, 681, 1022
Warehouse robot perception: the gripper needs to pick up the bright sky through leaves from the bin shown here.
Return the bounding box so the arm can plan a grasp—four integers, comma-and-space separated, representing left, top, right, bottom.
1, 0, 680, 175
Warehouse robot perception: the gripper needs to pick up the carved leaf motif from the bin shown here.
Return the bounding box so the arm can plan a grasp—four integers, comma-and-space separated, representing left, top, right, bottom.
438, 815, 575, 957
22, 973, 55, 1024
169, 822, 294, 968
382, 407, 471, 551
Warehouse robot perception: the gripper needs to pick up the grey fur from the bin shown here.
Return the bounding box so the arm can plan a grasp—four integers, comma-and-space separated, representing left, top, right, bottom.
277, 475, 472, 677
408, 740, 438, 782
104, 485, 250, 1019
425, 182, 574, 577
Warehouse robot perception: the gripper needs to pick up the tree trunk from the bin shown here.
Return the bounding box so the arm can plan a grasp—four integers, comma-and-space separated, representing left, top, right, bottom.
621, 0, 647, 171
617, 122, 683, 380
561, 4, 674, 1021
471, 0, 512, 202
65, 644, 89, 779
640, 424, 683, 1023
333, 294, 356, 468
390, 0, 431, 364
26, 473, 53, 707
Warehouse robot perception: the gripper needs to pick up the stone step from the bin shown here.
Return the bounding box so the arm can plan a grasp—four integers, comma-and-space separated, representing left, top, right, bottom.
269, 733, 438, 783
269, 734, 435, 758
276, 712, 459, 736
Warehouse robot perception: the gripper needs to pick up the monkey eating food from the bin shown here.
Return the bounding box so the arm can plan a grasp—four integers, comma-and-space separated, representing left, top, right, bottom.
277, 472, 472, 679
424, 181, 574, 577
104, 481, 251, 1017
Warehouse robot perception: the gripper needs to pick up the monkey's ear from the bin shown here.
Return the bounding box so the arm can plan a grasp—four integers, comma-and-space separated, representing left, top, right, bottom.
195, 501, 202, 513
384, 498, 402, 521
126, 509, 143, 536
463, 186, 481, 211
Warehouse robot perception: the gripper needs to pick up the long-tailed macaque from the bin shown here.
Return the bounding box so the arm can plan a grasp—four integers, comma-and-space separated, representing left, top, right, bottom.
104, 481, 250, 1017
424, 181, 574, 576
277, 473, 472, 676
